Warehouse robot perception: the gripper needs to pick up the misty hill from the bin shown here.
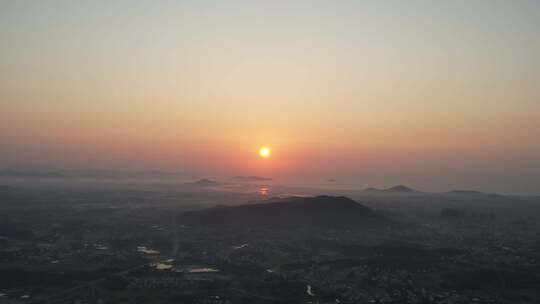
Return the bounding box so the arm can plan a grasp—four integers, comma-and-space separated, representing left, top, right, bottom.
187, 178, 222, 187
181, 195, 384, 228
362, 185, 420, 195
231, 176, 272, 182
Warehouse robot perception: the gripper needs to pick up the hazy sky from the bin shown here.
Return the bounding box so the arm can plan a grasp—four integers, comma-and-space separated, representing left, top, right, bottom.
1, 0, 539, 194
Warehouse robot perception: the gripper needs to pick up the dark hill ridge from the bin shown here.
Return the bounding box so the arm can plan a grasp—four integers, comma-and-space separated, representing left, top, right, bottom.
181, 195, 384, 228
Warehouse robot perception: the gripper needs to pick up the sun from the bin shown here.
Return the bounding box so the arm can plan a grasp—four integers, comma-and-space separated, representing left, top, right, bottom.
259, 146, 271, 158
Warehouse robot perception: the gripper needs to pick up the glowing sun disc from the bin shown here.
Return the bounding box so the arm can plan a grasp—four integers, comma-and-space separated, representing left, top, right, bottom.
259, 147, 271, 158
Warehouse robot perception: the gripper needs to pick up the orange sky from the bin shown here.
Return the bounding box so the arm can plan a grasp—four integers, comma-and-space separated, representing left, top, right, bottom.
1, 1, 539, 194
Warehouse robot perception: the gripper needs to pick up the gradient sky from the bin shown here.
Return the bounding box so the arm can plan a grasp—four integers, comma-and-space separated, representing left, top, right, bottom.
1, 0, 539, 194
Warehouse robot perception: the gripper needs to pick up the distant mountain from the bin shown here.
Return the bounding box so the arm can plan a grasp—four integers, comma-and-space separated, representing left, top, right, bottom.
363, 187, 382, 193
362, 185, 420, 195
181, 195, 384, 228
231, 176, 272, 182
187, 178, 222, 187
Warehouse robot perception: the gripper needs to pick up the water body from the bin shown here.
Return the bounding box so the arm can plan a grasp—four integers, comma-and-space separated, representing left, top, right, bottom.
232, 244, 248, 250
189, 267, 219, 273
137, 246, 160, 255
152, 262, 173, 270
306, 285, 315, 296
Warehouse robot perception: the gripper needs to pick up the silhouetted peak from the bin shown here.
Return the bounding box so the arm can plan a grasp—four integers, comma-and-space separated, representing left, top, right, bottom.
190, 178, 221, 187
386, 185, 418, 193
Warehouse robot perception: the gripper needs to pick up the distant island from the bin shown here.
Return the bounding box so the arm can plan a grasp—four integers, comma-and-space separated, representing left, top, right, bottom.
362, 185, 420, 194
360, 186, 503, 197
187, 178, 222, 187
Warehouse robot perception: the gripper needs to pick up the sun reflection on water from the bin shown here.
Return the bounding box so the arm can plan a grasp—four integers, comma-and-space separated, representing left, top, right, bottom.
258, 187, 269, 196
